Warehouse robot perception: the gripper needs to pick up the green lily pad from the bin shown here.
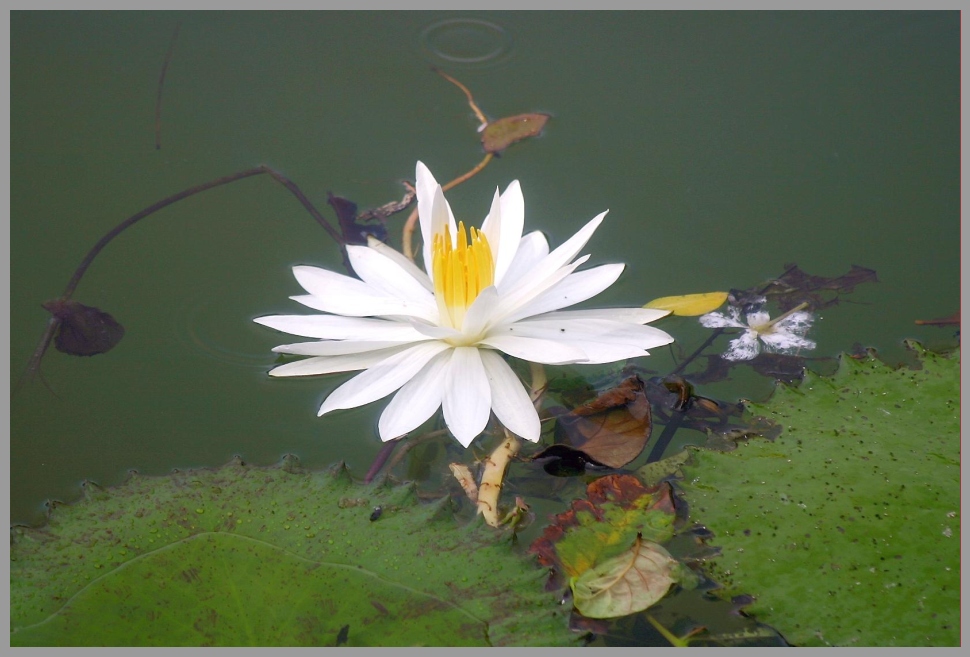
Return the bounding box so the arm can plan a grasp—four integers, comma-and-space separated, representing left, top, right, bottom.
677, 343, 960, 646
11, 456, 578, 646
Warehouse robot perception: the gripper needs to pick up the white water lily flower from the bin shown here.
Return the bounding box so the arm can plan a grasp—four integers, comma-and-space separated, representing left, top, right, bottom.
698, 298, 816, 361
255, 161, 674, 447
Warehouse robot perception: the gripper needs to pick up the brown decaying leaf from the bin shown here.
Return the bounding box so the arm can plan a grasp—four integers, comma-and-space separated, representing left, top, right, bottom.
481, 113, 550, 154
41, 299, 125, 356
538, 376, 652, 469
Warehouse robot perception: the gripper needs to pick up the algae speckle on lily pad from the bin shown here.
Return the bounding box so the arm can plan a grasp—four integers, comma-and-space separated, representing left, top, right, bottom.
10, 456, 578, 647
678, 342, 960, 646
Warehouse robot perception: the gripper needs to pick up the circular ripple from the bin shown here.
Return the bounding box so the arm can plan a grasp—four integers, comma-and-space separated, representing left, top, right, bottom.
419, 18, 513, 68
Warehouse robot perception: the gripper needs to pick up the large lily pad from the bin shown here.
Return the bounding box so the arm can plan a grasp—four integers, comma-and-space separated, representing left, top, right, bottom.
677, 343, 960, 646
10, 456, 577, 646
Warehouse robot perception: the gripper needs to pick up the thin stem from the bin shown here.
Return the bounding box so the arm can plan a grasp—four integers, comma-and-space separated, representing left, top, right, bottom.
670, 327, 724, 376
381, 429, 450, 475
432, 67, 488, 128
646, 409, 685, 464
154, 21, 181, 150
363, 438, 402, 484
21, 165, 342, 392
62, 167, 268, 300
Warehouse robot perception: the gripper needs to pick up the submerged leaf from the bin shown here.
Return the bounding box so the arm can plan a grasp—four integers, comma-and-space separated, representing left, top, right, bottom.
758, 263, 878, 311
42, 299, 125, 356
11, 457, 578, 647
644, 292, 728, 316
481, 113, 550, 154
571, 534, 681, 619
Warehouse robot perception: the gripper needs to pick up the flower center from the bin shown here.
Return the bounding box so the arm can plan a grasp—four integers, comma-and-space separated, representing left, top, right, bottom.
432, 221, 494, 329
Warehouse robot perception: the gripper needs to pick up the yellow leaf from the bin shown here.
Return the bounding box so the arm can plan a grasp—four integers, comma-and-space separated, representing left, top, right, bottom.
644, 292, 728, 316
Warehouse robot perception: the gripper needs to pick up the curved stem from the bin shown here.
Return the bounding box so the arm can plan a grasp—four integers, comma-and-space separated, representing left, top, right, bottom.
432, 67, 488, 128
20, 165, 342, 391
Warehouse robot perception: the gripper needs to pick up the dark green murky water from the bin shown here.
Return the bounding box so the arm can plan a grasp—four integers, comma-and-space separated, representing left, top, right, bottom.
10, 11, 960, 645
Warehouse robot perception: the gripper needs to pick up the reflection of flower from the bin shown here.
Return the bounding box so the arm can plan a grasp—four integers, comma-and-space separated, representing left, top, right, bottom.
256, 162, 674, 447
699, 298, 815, 361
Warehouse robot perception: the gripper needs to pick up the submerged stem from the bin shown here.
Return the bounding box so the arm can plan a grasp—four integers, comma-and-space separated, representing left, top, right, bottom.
20, 165, 342, 392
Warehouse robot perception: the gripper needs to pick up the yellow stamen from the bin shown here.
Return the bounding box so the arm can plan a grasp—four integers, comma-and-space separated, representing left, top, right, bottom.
432, 221, 495, 328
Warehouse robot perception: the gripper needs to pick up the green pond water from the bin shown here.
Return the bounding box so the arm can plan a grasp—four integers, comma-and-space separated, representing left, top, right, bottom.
9, 11, 960, 646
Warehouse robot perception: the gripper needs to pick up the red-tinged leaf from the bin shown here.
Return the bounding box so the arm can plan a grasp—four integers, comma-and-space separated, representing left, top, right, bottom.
42, 299, 125, 356
541, 376, 652, 469
529, 475, 676, 590
481, 113, 550, 154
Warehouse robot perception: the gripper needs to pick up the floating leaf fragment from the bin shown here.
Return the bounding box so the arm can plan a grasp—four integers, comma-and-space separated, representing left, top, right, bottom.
481, 113, 550, 154
644, 292, 728, 316
571, 533, 682, 619
41, 298, 125, 356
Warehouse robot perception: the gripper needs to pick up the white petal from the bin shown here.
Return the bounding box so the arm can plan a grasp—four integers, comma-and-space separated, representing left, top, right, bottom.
773, 311, 814, 335
461, 286, 502, 337
760, 332, 817, 353
499, 230, 549, 292
267, 346, 409, 377
479, 350, 540, 442
503, 318, 675, 349
421, 183, 458, 278
409, 320, 463, 340
499, 318, 674, 364
722, 331, 760, 361
478, 334, 589, 365
318, 341, 450, 415
537, 307, 670, 324
497, 211, 607, 305
254, 315, 425, 341
746, 310, 771, 328
346, 244, 437, 310
699, 310, 746, 329
416, 161, 440, 276
482, 181, 525, 286
491, 255, 590, 323
442, 347, 492, 447
272, 339, 423, 356
480, 186, 503, 254
500, 263, 624, 324
366, 235, 434, 292
291, 266, 438, 322
377, 350, 451, 440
